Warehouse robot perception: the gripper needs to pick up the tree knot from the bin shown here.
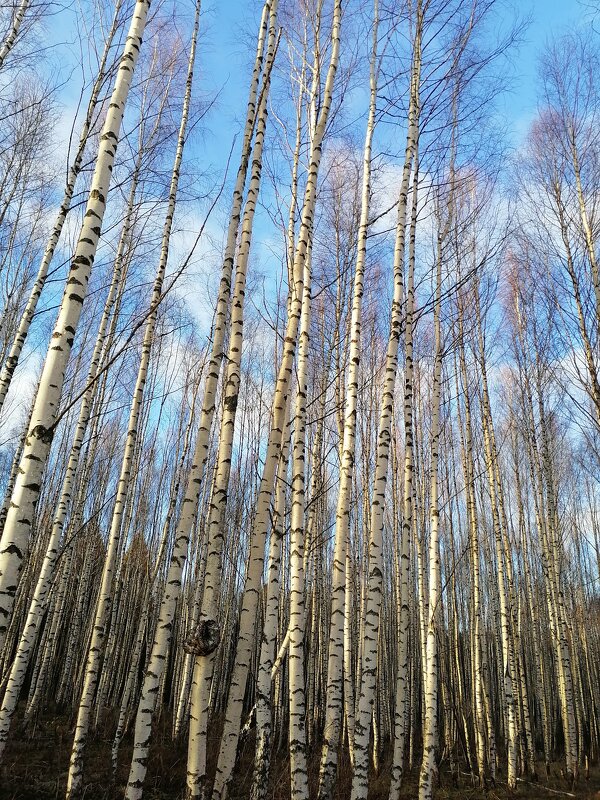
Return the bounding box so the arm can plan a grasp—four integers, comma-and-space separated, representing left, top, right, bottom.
29, 424, 54, 445
183, 619, 221, 656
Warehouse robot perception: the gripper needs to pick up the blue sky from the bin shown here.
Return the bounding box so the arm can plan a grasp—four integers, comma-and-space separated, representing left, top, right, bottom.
29, 0, 593, 354
504, 0, 584, 141
44, 0, 588, 184
174, 0, 590, 333
182, 0, 589, 186
2, 0, 590, 432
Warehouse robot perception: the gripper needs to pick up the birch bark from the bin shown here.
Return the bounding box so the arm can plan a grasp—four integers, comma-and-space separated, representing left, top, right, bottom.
67, 5, 198, 793
0, 0, 32, 70
0, 0, 150, 653
0, 0, 124, 412
205, 7, 340, 798
353, 30, 421, 799
318, 6, 378, 794
182, 16, 278, 795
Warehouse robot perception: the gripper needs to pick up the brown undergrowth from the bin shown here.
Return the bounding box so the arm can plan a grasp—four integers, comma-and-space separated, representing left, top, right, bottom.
1, 709, 598, 800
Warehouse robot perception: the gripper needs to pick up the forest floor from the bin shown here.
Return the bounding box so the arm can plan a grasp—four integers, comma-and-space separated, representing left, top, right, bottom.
1, 710, 599, 800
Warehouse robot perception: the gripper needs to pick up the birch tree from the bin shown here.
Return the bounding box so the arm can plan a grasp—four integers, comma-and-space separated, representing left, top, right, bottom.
0, 0, 124, 413
0, 0, 151, 653
318, 5, 378, 795
66, 7, 201, 793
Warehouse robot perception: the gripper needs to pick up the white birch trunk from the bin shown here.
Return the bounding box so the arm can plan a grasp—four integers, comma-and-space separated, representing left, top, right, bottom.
182, 14, 281, 800
287, 235, 312, 800
126, 10, 274, 788
388, 39, 422, 800
0, 0, 124, 412
418, 195, 446, 800
250, 412, 291, 800
318, 5, 378, 794
0, 0, 32, 70
67, 5, 198, 793
351, 109, 420, 800
0, 0, 149, 656
206, 8, 341, 797
0, 158, 141, 760
163, 26, 273, 800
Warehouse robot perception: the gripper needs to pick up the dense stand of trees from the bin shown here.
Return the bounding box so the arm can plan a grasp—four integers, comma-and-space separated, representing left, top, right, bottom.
0, 1, 598, 799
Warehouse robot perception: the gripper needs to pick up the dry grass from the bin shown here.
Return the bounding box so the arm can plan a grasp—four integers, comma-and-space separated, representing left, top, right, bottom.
1, 709, 599, 800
